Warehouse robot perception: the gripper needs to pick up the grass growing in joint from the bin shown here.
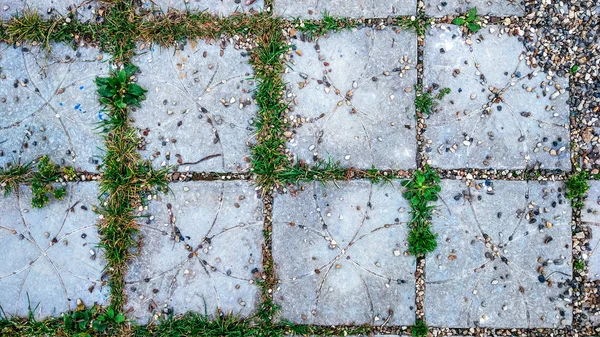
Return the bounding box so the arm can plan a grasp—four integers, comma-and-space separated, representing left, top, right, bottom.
397, 15, 433, 36
294, 13, 359, 40
565, 170, 590, 208
250, 21, 291, 190
0, 157, 74, 208
0, 163, 33, 197
277, 159, 394, 185
2, 9, 100, 48
402, 166, 441, 255
415, 86, 450, 116
412, 319, 429, 337
96, 64, 169, 317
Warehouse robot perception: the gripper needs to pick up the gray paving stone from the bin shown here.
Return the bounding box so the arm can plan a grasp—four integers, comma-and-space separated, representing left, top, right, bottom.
588, 225, 600, 281
0, 0, 100, 21
272, 181, 415, 325
0, 43, 108, 171
423, 25, 570, 171
424, 0, 524, 17
426, 179, 572, 328
0, 183, 108, 318
126, 181, 263, 324
582, 181, 600, 281
132, 42, 256, 173
139, 0, 263, 15
285, 28, 417, 170
274, 0, 415, 18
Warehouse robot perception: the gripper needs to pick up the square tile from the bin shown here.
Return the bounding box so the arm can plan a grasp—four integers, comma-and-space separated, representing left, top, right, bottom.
0, 183, 108, 317
125, 181, 263, 323
284, 28, 417, 170
425, 179, 572, 328
423, 25, 570, 171
274, 0, 415, 18
582, 181, 600, 281
0, 44, 107, 171
424, 0, 525, 17
132, 42, 256, 173
139, 0, 263, 15
272, 181, 415, 325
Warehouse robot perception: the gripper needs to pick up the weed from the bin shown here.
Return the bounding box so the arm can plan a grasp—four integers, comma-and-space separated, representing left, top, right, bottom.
408, 222, 438, 255
0, 163, 32, 197
94, 306, 125, 332
96, 65, 147, 110
415, 85, 451, 115
412, 319, 428, 337
565, 170, 590, 208
62, 304, 103, 336
397, 15, 433, 36
574, 259, 585, 271
63, 166, 77, 180
402, 166, 441, 255
31, 156, 66, 208
294, 13, 358, 40
570, 64, 579, 75
452, 7, 481, 33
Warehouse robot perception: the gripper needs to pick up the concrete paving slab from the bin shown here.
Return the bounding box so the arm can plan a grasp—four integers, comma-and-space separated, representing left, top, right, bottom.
425, 179, 572, 328
0, 0, 101, 21
424, 0, 525, 17
139, 0, 263, 15
274, 0, 416, 18
0, 43, 108, 171
582, 181, 600, 281
423, 25, 570, 171
285, 28, 417, 170
272, 181, 415, 325
125, 181, 263, 324
132, 42, 256, 173
0, 183, 108, 318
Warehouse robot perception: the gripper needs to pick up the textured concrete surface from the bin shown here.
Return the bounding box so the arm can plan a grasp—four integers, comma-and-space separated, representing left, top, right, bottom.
0, 0, 101, 21
424, 0, 525, 17
423, 25, 570, 171
274, 0, 416, 18
0, 43, 107, 171
139, 0, 263, 15
285, 28, 417, 170
0, 183, 108, 318
132, 42, 256, 173
426, 179, 572, 328
582, 181, 600, 281
126, 181, 263, 324
272, 181, 415, 325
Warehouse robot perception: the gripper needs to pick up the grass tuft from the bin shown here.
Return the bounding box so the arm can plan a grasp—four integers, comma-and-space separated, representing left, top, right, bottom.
565, 170, 590, 208
397, 14, 433, 36
0, 163, 32, 197
294, 13, 359, 40
415, 86, 451, 116
412, 319, 429, 337
3, 9, 99, 48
